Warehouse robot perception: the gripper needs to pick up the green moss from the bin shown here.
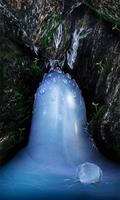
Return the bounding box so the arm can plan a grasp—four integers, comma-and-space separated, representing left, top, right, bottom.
101, 62, 110, 81
96, 61, 104, 73
59, 21, 70, 50
112, 24, 120, 32
90, 102, 104, 125
13, 38, 25, 45
1, 89, 32, 151
0, 40, 38, 157
2, 47, 15, 61
2, 48, 15, 78
41, 23, 60, 49
31, 58, 43, 76
96, 59, 111, 82
82, 14, 89, 30
40, 13, 62, 49
3, 63, 9, 79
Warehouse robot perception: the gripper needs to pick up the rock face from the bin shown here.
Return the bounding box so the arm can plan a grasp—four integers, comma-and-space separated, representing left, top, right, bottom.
0, 0, 72, 59
71, 6, 120, 160
69, 6, 120, 160
1, 0, 119, 58
0, 0, 119, 68
0, 0, 120, 161
0, 34, 43, 163
84, 0, 120, 24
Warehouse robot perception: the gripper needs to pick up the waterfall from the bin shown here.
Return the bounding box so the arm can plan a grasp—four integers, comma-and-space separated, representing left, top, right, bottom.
45, 56, 65, 69
53, 24, 63, 49
45, 24, 65, 69
27, 69, 92, 174
46, 26, 92, 70
67, 27, 92, 69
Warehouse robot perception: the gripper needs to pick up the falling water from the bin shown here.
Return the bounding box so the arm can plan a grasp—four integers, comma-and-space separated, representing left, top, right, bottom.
53, 24, 63, 49
67, 27, 92, 69
45, 24, 65, 69
45, 57, 65, 69
27, 69, 93, 174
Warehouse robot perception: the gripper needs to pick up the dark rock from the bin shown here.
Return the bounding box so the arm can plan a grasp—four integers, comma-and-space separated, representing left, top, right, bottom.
84, 0, 120, 25
0, 0, 120, 55
0, 35, 44, 163
0, 0, 73, 59
70, 6, 120, 161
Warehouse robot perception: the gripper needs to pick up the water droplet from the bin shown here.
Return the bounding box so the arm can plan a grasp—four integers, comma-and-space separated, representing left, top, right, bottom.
48, 73, 52, 77
66, 73, 71, 79
40, 88, 45, 94
53, 78, 57, 83
63, 79, 68, 84
72, 79, 77, 87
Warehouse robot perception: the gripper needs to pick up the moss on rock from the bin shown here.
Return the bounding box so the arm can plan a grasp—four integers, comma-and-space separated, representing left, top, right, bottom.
0, 37, 43, 163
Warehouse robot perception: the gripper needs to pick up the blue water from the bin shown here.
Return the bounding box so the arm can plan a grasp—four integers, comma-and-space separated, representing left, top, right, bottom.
0, 70, 120, 200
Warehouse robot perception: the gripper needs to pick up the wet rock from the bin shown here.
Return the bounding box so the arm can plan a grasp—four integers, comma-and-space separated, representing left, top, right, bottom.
0, 35, 44, 163
70, 6, 120, 161
1, 0, 119, 59
0, 0, 72, 59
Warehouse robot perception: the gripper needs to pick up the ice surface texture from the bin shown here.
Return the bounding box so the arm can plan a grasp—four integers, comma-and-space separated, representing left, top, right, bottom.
28, 69, 92, 174
77, 162, 103, 184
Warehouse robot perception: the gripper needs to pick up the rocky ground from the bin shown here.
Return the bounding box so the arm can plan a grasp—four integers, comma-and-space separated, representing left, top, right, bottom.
0, 0, 120, 162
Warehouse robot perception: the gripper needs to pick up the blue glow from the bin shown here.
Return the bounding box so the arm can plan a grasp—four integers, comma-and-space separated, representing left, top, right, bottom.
0, 70, 120, 200
27, 69, 92, 175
